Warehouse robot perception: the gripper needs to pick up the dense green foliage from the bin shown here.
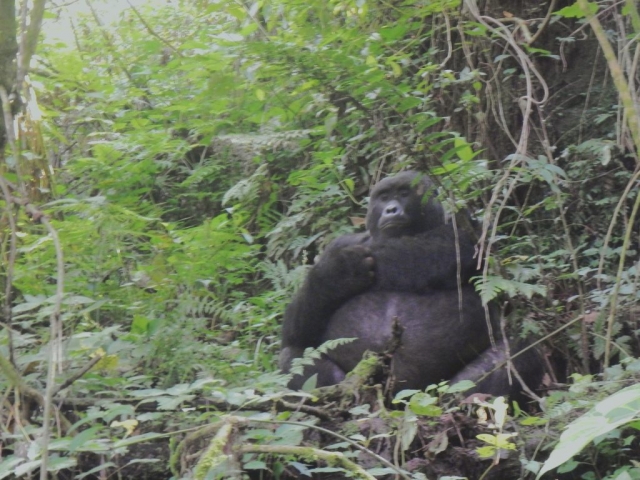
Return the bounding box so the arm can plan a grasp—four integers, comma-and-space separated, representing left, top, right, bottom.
2, 0, 640, 478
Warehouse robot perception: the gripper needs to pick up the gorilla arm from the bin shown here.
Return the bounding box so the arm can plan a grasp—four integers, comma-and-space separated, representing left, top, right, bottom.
279, 233, 374, 373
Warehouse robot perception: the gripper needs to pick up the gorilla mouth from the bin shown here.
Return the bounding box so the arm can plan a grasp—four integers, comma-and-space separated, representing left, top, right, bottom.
380, 219, 410, 231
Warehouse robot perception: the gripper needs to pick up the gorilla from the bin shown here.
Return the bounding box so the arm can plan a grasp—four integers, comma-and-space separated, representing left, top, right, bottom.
279, 171, 540, 396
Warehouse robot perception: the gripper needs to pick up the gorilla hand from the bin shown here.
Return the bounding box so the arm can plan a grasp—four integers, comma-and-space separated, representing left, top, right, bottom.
310, 243, 375, 302
280, 233, 375, 356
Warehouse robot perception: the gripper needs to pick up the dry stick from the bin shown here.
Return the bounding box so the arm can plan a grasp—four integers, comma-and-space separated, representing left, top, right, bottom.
498, 304, 512, 389
509, 362, 542, 403
579, 0, 640, 368
450, 202, 466, 325
491, 64, 519, 148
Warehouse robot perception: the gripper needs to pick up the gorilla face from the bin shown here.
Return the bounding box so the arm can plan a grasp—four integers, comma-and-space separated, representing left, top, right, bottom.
366, 171, 445, 239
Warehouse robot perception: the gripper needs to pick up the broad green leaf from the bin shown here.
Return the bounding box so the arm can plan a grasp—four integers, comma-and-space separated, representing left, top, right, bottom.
114, 432, 165, 448
0, 457, 26, 480
537, 384, 640, 478
409, 392, 443, 417
447, 380, 475, 393
393, 389, 420, 402
388, 60, 402, 77
453, 137, 475, 162
69, 426, 103, 452
554, 1, 598, 18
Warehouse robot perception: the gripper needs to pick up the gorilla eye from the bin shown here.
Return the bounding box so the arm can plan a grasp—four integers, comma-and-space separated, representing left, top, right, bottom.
379, 192, 390, 201
399, 188, 410, 197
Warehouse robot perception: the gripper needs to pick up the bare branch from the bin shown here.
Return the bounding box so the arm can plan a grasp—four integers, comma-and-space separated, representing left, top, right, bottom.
52, 354, 104, 396
126, 0, 183, 57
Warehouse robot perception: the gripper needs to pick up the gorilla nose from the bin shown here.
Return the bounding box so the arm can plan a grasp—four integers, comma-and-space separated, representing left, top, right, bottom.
384, 200, 402, 216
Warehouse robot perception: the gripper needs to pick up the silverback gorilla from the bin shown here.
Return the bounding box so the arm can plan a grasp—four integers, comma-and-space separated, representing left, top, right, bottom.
279, 171, 540, 396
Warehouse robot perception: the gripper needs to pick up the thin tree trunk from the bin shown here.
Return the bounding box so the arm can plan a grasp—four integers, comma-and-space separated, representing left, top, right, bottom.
0, 0, 18, 156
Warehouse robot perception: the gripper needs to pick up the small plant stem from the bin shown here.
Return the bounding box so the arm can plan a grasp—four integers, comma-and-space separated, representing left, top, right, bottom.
579, 0, 640, 368
603, 190, 640, 368
625, 0, 640, 34
578, 0, 640, 153
238, 445, 376, 480
0, 84, 66, 480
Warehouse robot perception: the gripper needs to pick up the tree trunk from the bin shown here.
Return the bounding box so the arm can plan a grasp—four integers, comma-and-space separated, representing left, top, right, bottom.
0, 0, 17, 157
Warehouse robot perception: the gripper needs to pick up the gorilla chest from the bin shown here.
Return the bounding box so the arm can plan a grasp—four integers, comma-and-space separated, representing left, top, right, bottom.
320, 288, 491, 386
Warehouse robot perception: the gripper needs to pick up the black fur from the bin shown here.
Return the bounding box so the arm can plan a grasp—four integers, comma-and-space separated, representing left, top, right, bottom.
279, 171, 540, 396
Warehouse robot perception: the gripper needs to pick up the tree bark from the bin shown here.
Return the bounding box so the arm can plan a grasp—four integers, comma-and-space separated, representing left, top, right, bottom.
0, 0, 17, 156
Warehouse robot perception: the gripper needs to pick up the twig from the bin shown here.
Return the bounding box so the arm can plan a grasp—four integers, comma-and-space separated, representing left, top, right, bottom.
0, 351, 45, 407
52, 354, 104, 396
528, 0, 558, 46
438, 11, 453, 68
596, 168, 640, 289
125, 0, 183, 57
239, 417, 412, 479
235, 0, 270, 39
85, 0, 135, 83
174, 415, 410, 479
53, 393, 332, 420
238, 444, 376, 479
509, 363, 543, 403
470, 312, 588, 400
